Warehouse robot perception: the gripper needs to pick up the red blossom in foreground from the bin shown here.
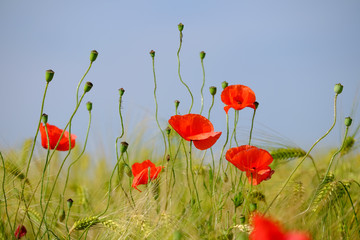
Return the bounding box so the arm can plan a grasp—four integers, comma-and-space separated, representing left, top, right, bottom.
168, 114, 222, 150
14, 225, 27, 239
39, 123, 77, 151
131, 160, 163, 192
225, 145, 274, 185
250, 214, 311, 240
221, 84, 256, 114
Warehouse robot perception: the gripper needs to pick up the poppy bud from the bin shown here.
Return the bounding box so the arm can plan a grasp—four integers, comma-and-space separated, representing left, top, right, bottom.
254, 101, 259, 109
90, 50, 98, 62
149, 50, 155, 58
174, 100, 180, 108
232, 192, 244, 209
86, 101, 92, 111
334, 83, 343, 94
119, 88, 125, 97
344, 117, 352, 127
165, 127, 171, 135
166, 154, 171, 162
84, 82, 93, 93
59, 209, 65, 222
221, 81, 228, 89
200, 51, 206, 60
120, 141, 129, 153
209, 86, 217, 96
249, 202, 257, 212
45, 69, 54, 83
67, 198, 73, 209
178, 23, 184, 32
239, 214, 246, 224
42, 113, 48, 124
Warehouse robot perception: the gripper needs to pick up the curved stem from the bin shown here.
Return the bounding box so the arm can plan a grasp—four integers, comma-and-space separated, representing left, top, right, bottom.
265, 94, 339, 214
216, 113, 230, 182
177, 31, 194, 113
76, 62, 93, 105
248, 108, 257, 145
1, 152, 13, 236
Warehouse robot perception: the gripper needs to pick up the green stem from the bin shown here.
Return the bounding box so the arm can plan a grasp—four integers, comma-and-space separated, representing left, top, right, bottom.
199, 58, 205, 115
0, 152, 13, 237
76, 62, 93, 105
249, 108, 257, 145
216, 114, 230, 183
265, 94, 339, 214
152, 55, 167, 164
338, 181, 360, 235
177, 31, 194, 113
189, 141, 201, 210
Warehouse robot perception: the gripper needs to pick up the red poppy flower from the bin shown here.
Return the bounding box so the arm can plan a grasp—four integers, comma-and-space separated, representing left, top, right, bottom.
39, 123, 77, 151
250, 214, 311, 240
168, 114, 222, 150
221, 85, 256, 114
132, 160, 163, 192
14, 225, 27, 239
225, 145, 274, 185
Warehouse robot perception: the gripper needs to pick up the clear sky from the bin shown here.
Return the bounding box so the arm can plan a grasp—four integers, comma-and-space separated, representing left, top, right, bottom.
0, 1, 359, 157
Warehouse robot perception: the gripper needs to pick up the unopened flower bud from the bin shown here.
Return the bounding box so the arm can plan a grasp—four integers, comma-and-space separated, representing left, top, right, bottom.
249, 202, 257, 212
232, 192, 244, 209
334, 83, 343, 94
239, 214, 246, 224
67, 198, 73, 209
149, 50, 155, 58
345, 117, 352, 127
90, 50, 98, 62
165, 127, 171, 135
42, 113, 48, 124
45, 69, 54, 83
178, 23, 184, 32
120, 141, 129, 153
86, 101, 92, 111
84, 82, 93, 93
200, 51, 206, 60
174, 100, 180, 109
254, 101, 259, 109
221, 81, 228, 89
119, 88, 125, 97
209, 86, 217, 96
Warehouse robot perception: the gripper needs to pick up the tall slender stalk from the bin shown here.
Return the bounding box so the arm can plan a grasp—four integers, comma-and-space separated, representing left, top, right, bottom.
189, 141, 201, 210
1, 152, 13, 236
199, 51, 206, 115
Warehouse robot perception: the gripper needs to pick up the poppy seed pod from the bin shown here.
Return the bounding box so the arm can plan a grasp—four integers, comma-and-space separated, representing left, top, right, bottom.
200, 51, 206, 60
42, 113, 48, 124
221, 81, 228, 89
174, 100, 180, 109
45, 69, 54, 83
86, 101, 92, 111
67, 198, 73, 209
149, 50, 155, 58
90, 50, 98, 62
120, 141, 129, 153
84, 82, 93, 93
209, 86, 217, 96
254, 101, 259, 109
334, 83, 343, 94
345, 117, 352, 127
119, 88, 125, 97
178, 23, 184, 32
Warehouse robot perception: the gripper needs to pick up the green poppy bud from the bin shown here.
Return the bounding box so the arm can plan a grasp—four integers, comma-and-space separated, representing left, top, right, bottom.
254, 101, 259, 109
120, 141, 128, 153
45, 69, 54, 83
249, 202, 257, 212
90, 50, 98, 62
232, 192, 244, 209
165, 127, 171, 135
42, 113, 48, 124
209, 86, 217, 96
67, 198, 73, 209
119, 88, 125, 97
221, 81, 228, 89
334, 83, 343, 94
149, 50, 155, 58
178, 23, 184, 32
84, 82, 93, 93
86, 101, 92, 111
239, 214, 246, 224
345, 117, 352, 127
200, 51, 206, 60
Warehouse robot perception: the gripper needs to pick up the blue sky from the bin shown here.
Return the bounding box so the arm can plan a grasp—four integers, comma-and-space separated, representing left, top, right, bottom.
0, 1, 359, 157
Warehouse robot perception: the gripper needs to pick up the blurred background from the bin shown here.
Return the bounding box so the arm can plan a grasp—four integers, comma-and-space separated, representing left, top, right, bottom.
0, 0, 359, 159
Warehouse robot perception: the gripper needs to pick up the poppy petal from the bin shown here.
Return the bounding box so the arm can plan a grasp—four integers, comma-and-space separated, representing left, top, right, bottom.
250, 214, 287, 240
193, 131, 222, 150
39, 123, 77, 151
131, 160, 163, 191
221, 85, 256, 113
